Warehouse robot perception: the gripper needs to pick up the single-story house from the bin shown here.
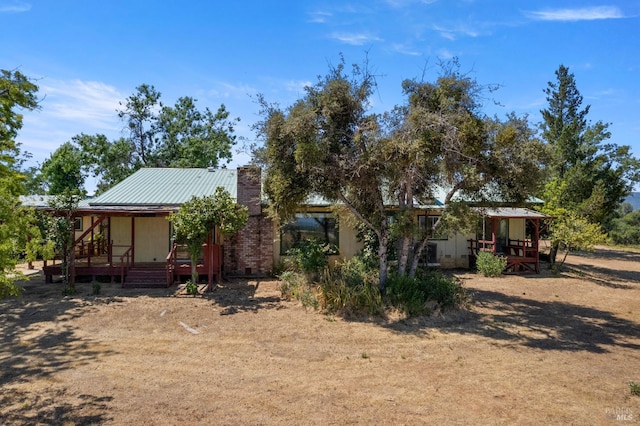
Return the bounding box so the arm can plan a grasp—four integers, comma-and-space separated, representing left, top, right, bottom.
27, 166, 549, 287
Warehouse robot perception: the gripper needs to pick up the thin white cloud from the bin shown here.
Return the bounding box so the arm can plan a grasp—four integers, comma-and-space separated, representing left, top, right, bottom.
40, 79, 123, 127
436, 48, 455, 59
526, 6, 624, 22
384, 0, 438, 7
16, 79, 124, 166
209, 81, 258, 100
329, 32, 383, 45
0, 0, 30, 12
432, 24, 480, 40
308, 10, 332, 24
392, 43, 422, 56
283, 79, 312, 93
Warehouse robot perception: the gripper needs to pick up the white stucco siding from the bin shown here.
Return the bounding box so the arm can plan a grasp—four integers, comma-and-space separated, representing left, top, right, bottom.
134, 217, 170, 263
509, 218, 525, 241
110, 217, 132, 259
433, 233, 470, 268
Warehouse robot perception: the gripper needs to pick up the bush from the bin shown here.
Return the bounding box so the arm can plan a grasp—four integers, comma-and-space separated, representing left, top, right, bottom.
476, 251, 507, 277
185, 280, 199, 296
285, 239, 331, 278
385, 270, 466, 317
278, 256, 466, 318
279, 271, 318, 309
610, 210, 640, 245
61, 285, 76, 296
318, 258, 383, 316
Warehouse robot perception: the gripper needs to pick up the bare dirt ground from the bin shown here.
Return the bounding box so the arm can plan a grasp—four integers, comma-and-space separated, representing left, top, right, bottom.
2, 247, 639, 425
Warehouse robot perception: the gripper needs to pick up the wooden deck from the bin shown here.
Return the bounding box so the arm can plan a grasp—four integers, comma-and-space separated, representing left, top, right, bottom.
44, 242, 222, 289
43, 256, 169, 288
468, 238, 541, 274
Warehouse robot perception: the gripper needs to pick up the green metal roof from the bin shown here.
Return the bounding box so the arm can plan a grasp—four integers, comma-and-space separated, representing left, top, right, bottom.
19, 195, 91, 208
89, 168, 237, 206
473, 207, 550, 219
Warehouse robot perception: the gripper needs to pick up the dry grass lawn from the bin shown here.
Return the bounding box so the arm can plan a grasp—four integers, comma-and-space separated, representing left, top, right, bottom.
1, 246, 639, 425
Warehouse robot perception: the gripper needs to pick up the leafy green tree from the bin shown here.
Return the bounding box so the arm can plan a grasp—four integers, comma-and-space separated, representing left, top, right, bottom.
41, 141, 86, 195
0, 189, 27, 297
43, 191, 82, 290
20, 164, 47, 195
155, 98, 237, 168
72, 85, 239, 193
74, 133, 137, 194
609, 209, 640, 245
1, 69, 39, 196
256, 58, 544, 290
539, 65, 640, 265
389, 75, 545, 278
118, 83, 161, 166
549, 211, 607, 270
168, 188, 248, 284
0, 69, 39, 298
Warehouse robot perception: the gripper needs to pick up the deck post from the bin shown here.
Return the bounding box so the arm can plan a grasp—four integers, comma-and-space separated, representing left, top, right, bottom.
491, 218, 498, 254
207, 232, 214, 291
130, 217, 135, 266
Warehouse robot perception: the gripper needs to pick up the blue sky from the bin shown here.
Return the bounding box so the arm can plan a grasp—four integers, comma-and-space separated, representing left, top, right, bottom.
2, 0, 639, 193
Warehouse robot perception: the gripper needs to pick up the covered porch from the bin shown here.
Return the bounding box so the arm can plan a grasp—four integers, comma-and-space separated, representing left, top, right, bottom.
42, 208, 222, 289
467, 207, 550, 274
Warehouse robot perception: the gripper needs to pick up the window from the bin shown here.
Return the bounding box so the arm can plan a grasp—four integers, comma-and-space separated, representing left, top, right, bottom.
418, 215, 447, 240
280, 213, 339, 255
74, 217, 83, 231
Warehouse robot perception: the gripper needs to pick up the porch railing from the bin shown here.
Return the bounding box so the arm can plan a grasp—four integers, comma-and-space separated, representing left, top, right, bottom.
166, 243, 178, 286
119, 246, 132, 286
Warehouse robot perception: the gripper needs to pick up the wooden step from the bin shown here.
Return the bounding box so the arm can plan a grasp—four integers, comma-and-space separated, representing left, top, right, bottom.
123, 268, 168, 288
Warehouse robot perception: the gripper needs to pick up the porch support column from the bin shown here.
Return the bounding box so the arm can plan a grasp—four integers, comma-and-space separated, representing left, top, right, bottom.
69, 220, 76, 287
207, 231, 214, 291
533, 218, 540, 273
492, 218, 498, 254
131, 217, 135, 265
88, 216, 94, 268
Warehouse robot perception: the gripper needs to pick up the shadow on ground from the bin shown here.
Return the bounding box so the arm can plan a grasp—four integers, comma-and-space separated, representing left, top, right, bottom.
0, 275, 117, 422
562, 263, 639, 289
385, 288, 640, 354
571, 247, 640, 263
203, 279, 284, 315
0, 389, 113, 425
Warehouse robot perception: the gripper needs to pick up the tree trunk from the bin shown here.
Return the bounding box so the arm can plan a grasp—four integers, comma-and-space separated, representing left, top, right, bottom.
408, 236, 430, 278
397, 234, 410, 276
378, 232, 389, 293
191, 257, 198, 283
549, 241, 559, 268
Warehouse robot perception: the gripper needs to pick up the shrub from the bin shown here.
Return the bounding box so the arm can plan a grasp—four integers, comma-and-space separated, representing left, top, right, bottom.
476, 251, 507, 277
285, 239, 331, 278
92, 282, 101, 295
279, 271, 319, 309
61, 285, 76, 296
185, 280, 199, 296
278, 256, 466, 318
319, 261, 383, 316
385, 274, 427, 316
630, 381, 640, 397
416, 269, 467, 308
386, 270, 466, 317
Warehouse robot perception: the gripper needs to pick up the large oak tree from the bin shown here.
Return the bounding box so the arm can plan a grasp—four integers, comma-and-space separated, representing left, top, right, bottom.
256, 59, 544, 290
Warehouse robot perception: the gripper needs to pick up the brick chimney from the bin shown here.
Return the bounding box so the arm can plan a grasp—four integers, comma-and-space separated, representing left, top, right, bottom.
225, 165, 274, 276
236, 165, 262, 216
